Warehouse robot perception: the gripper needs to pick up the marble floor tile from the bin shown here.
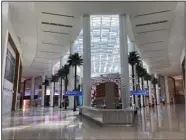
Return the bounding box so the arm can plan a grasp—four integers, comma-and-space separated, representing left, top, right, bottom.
2, 105, 185, 140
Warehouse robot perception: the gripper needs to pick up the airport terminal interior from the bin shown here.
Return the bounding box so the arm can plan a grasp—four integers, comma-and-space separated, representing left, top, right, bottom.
2, 2, 186, 140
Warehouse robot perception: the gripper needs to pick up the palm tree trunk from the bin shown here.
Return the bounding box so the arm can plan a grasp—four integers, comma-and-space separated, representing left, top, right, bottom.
142, 77, 145, 107
73, 65, 77, 111
44, 85, 47, 106
132, 65, 135, 90
131, 65, 136, 104
53, 82, 55, 107
65, 76, 68, 92
74, 65, 77, 90
65, 76, 68, 110
60, 77, 62, 108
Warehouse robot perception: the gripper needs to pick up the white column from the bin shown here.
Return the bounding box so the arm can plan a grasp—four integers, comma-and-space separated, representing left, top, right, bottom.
165, 76, 170, 104
58, 79, 61, 108
129, 41, 135, 106
58, 57, 63, 108
41, 75, 45, 107
50, 69, 54, 107
119, 14, 130, 108
149, 81, 153, 105
2, 3, 9, 88
140, 78, 144, 107
50, 82, 54, 107
68, 42, 74, 109
134, 65, 139, 108
155, 74, 160, 105
83, 15, 91, 107
31, 77, 35, 107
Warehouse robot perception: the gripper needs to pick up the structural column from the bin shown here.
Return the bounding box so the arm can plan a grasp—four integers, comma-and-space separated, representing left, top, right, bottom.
50, 82, 54, 107
2, 3, 9, 88
164, 76, 170, 104
134, 65, 139, 108
129, 41, 136, 106
31, 76, 35, 107
41, 75, 45, 107
155, 74, 160, 105
50, 68, 54, 107
148, 81, 153, 105
83, 14, 91, 106
119, 14, 130, 108
68, 42, 75, 109
58, 57, 63, 108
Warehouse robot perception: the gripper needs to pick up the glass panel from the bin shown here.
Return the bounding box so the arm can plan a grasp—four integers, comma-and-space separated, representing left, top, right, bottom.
73, 15, 120, 77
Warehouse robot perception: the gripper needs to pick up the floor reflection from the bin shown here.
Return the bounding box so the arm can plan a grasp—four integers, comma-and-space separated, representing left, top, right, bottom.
2, 105, 185, 140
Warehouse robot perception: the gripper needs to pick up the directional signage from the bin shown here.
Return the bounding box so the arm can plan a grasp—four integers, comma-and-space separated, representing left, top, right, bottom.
64, 91, 83, 96
130, 90, 148, 95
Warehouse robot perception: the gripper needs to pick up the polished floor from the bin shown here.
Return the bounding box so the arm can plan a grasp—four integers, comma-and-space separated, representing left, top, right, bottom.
2, 105, 185, 140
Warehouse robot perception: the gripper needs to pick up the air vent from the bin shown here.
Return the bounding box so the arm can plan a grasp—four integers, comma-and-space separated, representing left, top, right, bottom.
148, 60, 167, 63
42, 42, 64, 46
140, 41, 164, 46
38, 50, 61, 54
42, 12, 74, 18
136, 28, 167, 34
37, 56, 60, 60
43, 30, 69, 35
136, 20, 168, 27
134, 10, 170, 18
34, 62, 51, 64
141, 49, 165, 53
41, 22, 73, 28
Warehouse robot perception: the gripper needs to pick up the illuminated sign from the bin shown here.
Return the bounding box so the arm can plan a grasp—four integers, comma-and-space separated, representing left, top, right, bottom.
130, 90, 148, 95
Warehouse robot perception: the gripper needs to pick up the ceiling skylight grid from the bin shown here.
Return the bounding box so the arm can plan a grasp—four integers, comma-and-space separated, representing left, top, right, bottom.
73, 15, 120, 77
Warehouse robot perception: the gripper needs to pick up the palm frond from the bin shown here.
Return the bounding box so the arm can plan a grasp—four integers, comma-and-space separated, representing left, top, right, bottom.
128, 51, 141, 66
51, 74, 59, 82
136, 63, 146, 77
58, 67, 65, 79
42, 79, 49, 86
151, 77, 158, 85
68, 53, 83, 67
62, 64, 70, 77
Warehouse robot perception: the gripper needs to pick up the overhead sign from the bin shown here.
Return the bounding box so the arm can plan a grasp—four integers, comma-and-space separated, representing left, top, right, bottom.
65, 91, 83, 96
130, 90, 148, 95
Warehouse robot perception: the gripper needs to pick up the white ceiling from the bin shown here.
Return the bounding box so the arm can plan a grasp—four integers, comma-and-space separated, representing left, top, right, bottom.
8, 2, 184, 78
130, 2, 184, 76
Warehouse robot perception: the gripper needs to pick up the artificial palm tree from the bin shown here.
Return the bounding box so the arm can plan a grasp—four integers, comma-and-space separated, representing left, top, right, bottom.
50, 74, 59, 107
68, 53, 83, 111
42, 77, 49, 106
58, 67, 65, 108
128, 51, 141, 90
